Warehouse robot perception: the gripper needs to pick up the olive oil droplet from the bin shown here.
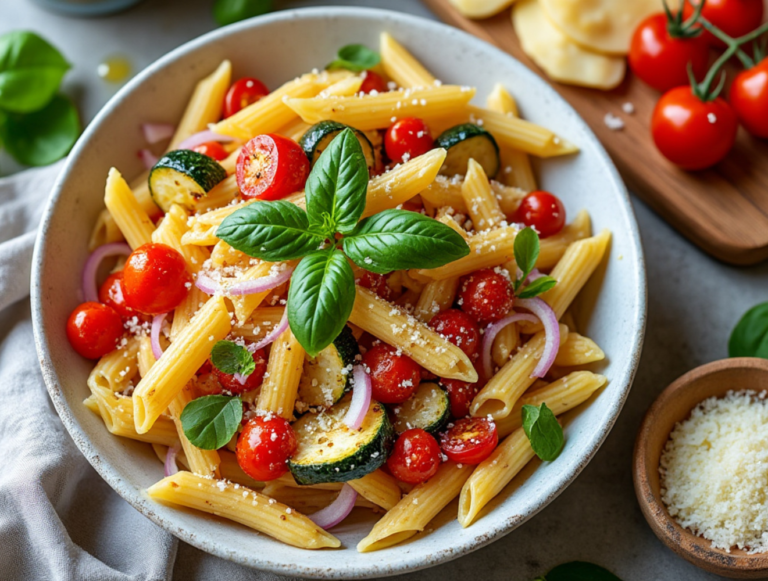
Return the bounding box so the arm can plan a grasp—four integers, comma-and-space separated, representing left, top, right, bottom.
97, 55, 132, 83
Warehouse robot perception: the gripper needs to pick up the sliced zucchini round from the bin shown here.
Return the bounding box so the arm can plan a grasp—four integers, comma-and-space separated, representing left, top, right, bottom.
435, 123, 500, 178
391, 382, 451, 435
296, 325, 359, 411
299, 121, 376, 174
289, 395, 394, 485
149, 149, 227, 212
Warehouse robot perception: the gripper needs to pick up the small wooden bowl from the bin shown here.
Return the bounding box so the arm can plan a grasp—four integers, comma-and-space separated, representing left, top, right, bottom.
633, 357, 768, 579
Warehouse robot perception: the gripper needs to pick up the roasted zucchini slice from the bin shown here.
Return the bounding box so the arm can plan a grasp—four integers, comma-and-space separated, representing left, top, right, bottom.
296, 325, 359, 411
149, 149, 227, 212
299, 120, 376, 173
435, 123, 500, 178
391, 382, 451, 435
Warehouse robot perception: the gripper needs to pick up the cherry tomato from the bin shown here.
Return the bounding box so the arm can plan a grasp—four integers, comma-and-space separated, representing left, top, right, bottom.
386, 429, 441, 484
213, 348, 268, 394
123, 243, 191, 315
236, 415, 297, 481
684, 0, 764, 48
513, 191, 566, 238
385, 118, 433, 164
730, 58, 768, 138
355, 270, 391, 300
66, 302, 124, 359
651, 87, 738, 170
236, 134, 309, 201
192, 141, 229, 161
428, 309, 481, 362
629, 13, 710, 92
440, 417, 498, 464
362, 343, 421, 404
360, 70, 388, 94
458, 269, 514, 326
440, 378, 480, 419
223, 77, 269, 118
98, 272, 141, 321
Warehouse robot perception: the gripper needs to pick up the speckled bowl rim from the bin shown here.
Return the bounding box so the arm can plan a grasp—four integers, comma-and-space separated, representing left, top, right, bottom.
31, 7, 647, 578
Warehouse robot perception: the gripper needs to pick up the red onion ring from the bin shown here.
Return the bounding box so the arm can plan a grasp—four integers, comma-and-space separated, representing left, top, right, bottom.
82, 242, 132, 303
526, 268, 543, 283
232, 311, 289, 385
141, 122, 175, 144
343, 366, 372, 431
481, 312, 539, 378
308, 484, 358, 529
138, 148, 159, 169
176, 129, 237, 151
516, 297, 560, 378
195, 267, 294, 296
164, 443, 181, 477
151, 313, 167, 360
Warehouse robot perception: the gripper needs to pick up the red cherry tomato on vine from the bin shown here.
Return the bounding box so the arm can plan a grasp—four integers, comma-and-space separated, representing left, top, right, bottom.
355, 269, 391, 300
360, 70, 388, 94
223, 77, 269, 118
123, 243, 191, 315
387, 429, 441, 484
213, 348, 267, 394
361, 343, 421, 404
429, 308, 481, 362
629, 13, 710, 92
385, 118, 433, 164
66, 302, 124, 359
651, 87, 738, 170
730, 58, 768, 138
236, 415, 297, 481
192, 141, 229, 161
458, 269, 514, 326
98, 272, 142, 321
684, 0, 764, 47
236, 134, 309, 201
440, 378, 480, 419
513, 191, 566, 238
440, 417, 498, 464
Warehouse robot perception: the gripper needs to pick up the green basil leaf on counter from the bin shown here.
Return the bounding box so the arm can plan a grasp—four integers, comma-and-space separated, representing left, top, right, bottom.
729, 302, 768, 359
213, 0, 273, 27
210, 340, 256, 377
181, 395, 243, 450
517, 275, 557, 299
535, 561, 623, 581
522, 402, 563, 462
327, 44, 380, 73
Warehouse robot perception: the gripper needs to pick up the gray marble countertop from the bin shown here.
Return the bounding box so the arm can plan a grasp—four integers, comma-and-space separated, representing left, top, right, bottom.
4, 1, 767, 579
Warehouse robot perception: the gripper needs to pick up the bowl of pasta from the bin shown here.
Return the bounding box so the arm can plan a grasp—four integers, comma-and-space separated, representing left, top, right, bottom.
31, 7, 646, 579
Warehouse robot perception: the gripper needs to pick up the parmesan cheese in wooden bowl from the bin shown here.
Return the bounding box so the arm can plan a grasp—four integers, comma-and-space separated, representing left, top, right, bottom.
633, 358, 768, 579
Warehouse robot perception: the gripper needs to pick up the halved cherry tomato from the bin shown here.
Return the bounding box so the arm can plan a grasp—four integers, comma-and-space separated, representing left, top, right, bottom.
223, 77, 269, 119
236, 415, 297, 481
236, 134, 309, 201
387, 429, 441, 484
440, 378, 480, 419
213, 348, 268, 394
66, 302, 124, 359
458, 269, 514, 326
684, 0, 764, 48
429, 309, 480, 362
730, 57, 768, 138
192, 141, 229, 161
629, 13, 710, 92
513, 191, 566, 238
440, 417, 498, 464
651, 86, 738, 170
355, 270, 391, 300
98, 272, 141, 321
385, 118, 433, 164
123, 243, 191, 315
360, 70, 388, 95
361, 343, 421, 404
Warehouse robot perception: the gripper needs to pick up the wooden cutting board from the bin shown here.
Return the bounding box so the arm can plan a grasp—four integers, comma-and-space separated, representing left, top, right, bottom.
422, 0, 768, 266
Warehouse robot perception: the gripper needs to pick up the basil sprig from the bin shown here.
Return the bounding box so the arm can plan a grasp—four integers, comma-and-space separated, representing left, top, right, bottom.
218, 128, 469, 356
512, 227, 557, 299
180, 394, 243, 450
210, 340, 255, 377
729, 302, 768, 359
327, 44, 381, 73
522, 402, 563, 462
534, 561, 622, 581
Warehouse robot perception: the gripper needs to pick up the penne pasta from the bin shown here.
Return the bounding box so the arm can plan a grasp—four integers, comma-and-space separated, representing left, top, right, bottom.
87, 337, 141, 394
104, 168, 155, 249
461, 159, 506, 230
168, 383, 222, 479
492, 322, 520, 368
379, 32, 437, 88
348, 469, 402, 511
413, 276, 460, 323
554, 333, 605, 367
256, 327, 305, 419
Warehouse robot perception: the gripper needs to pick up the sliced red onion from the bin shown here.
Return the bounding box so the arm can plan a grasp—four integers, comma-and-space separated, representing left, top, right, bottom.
481, 312, 539, 378
344, 366, 372, 431
194, 267, 294, 297
309, 484, 358, 529
82, 242, 132, 303
151, 313, 167, 360
138, 148, 159, 169
516, 297, 560, 378
164, 443, 181, 477
249, 309, 289, 352
176, 129, 237, 151
526, 268, 543, 284
141, 122, 175, 144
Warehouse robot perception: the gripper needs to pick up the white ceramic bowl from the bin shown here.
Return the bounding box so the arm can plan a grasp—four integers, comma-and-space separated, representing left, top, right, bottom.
31, 7, 646, 579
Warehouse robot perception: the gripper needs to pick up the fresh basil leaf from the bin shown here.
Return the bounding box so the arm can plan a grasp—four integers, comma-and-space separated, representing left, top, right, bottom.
522, 403, 563, 462
729, 302, 768, 359
287, 249, 355, 357
217, 201, 324, 261
305, 128, 368, 235
0, 94, 79, 166
327, 44, 380, 73
517, 276, 557, 299
542, 561, 622, 581
0, 31, 70, 114
210, 340, 256, 376
513, 227, 540, 290
180, 395, 243, 450
343, 210, 470, 274
213, 0, 272, 26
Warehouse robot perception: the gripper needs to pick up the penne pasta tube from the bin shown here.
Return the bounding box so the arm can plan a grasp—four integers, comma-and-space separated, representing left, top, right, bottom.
492, 322, 520, 368
462, 159, 506, 230
230, 261, 294, 324
168, 383, 221, 479
231, 307, 285, 342
170, 285, 209, 343
413, 277, 460, 323
137, 335, 156, 378
147, 472, 340, 549
379, 32, 437, 88
87, 337, 141, 394
554, 333, 605, 367
152, 205, 208, 272
256, 327, 305, 419
195, 174, 240, 212
420, 175, 526, 218
261, 484, 376, 512
104, 168, 155, 249
348, 469, 402, 511
536, 209, 592, 270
